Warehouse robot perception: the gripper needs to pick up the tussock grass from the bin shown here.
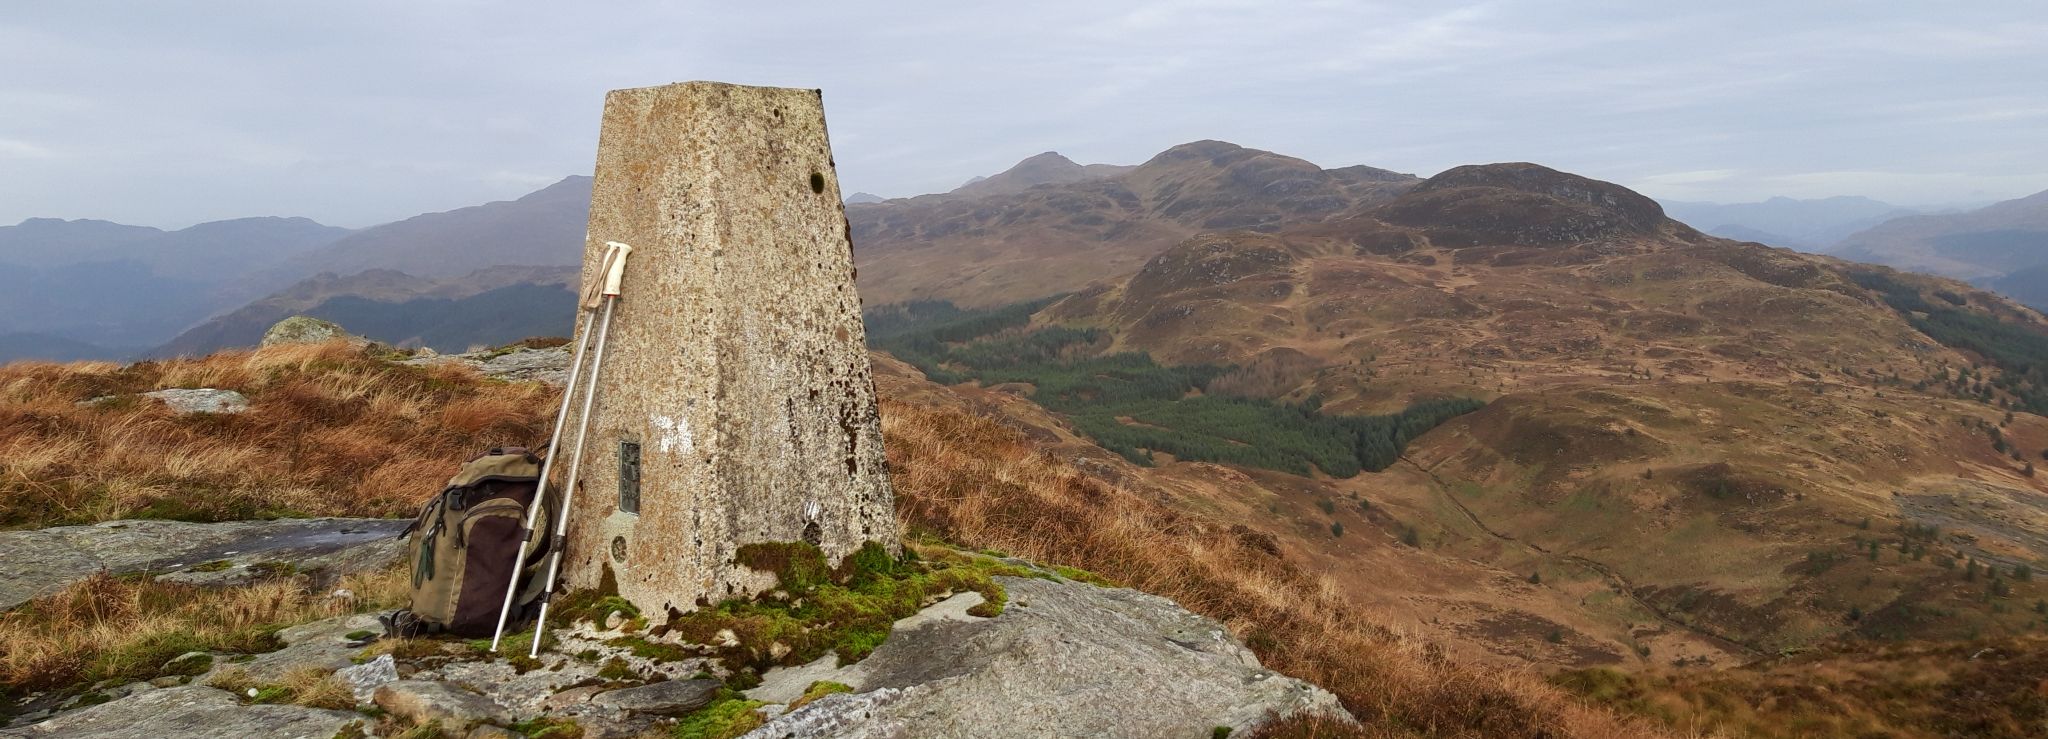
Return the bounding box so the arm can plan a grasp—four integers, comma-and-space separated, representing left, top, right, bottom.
0, 565, 407, 698
881, 398, 1659, 738
0, 341, 556, 529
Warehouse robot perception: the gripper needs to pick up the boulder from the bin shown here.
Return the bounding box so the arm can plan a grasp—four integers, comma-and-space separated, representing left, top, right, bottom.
259, 316, 365, 348
141, 389, 249, 415
0, 518, 408, 611
373, 680, 510, 727
0, 686, 364, 739
743, 576, 1349, 739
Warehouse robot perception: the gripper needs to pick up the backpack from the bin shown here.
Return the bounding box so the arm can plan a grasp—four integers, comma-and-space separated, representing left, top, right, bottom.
384, 447, 556, 638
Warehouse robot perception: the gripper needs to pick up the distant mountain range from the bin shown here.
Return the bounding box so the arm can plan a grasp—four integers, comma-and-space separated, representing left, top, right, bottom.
1656, 192, 2048, 311
847, 142, 1419, 307
1658, 196, 1919, 249
6, 147, 2044, 363
0, 178, 591, 363
1829, 189, 2048, 304
0, 216, 352, 362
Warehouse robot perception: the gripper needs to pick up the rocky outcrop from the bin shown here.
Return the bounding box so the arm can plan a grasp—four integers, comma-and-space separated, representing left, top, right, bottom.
0, 686, 366, 739
5, 526, 1346, 739
259, 315, 365, 348
743, 576, 1347, 739
403, 345, 572, 385
0, 518, 406, 610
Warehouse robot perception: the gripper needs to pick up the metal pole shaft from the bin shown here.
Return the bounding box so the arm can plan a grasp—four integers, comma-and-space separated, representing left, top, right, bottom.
528, 295, 619, 658
487, 308, 598, 652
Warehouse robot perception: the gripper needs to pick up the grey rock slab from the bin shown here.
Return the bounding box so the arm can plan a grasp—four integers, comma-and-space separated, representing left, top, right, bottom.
748, 654, 852, 706
373, 679, 511, 727
217, 612, 383, 682
0, 685, 364, 739
141, 388, 249, 414
424, 656, 607, 716
589, 678, 721, 715
742, 576, 1350, 739
0, 517, 407, 610
336, 654, 399, 703
477, 346, 571, 385
402, 346, 571, 386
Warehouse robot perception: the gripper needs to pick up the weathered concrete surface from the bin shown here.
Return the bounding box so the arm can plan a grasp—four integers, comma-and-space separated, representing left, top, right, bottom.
0, 686, 363, 739
0, 518, 407, 610
563, 81, 898, 619
742, 576, 1349, 738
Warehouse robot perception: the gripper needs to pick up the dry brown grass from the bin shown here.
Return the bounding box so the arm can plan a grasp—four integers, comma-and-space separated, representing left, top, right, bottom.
0, 565, 407, 697
0, 341, 556, 529
1549, 636, 2048, 739
880, 398, 1663, 738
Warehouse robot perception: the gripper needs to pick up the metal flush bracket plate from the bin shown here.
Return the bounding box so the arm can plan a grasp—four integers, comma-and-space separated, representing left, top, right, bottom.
618, 440, 641, 514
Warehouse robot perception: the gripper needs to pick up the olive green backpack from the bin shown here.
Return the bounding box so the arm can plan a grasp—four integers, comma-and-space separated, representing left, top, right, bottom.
384, 447, 556, 637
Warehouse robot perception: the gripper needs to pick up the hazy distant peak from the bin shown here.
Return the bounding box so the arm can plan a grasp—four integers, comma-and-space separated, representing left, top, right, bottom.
950, 150, 1127, 199
844, 192, 887, 205
1147, 139, 1255, 163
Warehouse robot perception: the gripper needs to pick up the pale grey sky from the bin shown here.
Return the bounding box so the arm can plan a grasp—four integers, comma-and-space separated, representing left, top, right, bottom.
4, 1, 2045, 229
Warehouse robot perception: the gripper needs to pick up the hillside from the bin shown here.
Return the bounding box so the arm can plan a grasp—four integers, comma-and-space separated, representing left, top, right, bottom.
872, 162, 2048, 683
0, 340, 1663, 738
1986, 264, 2048, 311
1832, 188, 2048, 283
847, 140, 1420, 307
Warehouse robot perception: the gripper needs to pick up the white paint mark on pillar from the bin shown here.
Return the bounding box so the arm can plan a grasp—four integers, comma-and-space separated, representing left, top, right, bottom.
652, 414, 693, 454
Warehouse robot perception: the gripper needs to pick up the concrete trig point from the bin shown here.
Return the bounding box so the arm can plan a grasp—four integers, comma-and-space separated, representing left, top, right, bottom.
560, 81, 897, 621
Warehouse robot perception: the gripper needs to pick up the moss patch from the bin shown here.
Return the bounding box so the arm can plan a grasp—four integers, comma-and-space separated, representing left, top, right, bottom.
1050, 565, 1116, 588
787, 680, 852, 711
596, 657, 636, 681
663, 542, 1026, 672
509, 716, 583, 738
670, 691, 766, 739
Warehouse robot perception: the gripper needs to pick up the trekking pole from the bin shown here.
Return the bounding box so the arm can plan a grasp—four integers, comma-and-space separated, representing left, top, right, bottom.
487, 240, 632, 652
525, 241, 633, 658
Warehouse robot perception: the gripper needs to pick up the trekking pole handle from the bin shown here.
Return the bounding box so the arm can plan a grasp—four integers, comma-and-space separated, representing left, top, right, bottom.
601, 241, 633, 297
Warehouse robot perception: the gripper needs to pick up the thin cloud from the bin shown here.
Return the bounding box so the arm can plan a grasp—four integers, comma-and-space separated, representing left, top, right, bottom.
1, 1, 2044, 227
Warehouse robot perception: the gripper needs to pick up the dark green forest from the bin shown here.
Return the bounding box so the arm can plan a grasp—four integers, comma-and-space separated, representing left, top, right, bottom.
865, 300, 1483, 477
1853, 270, 2048, 415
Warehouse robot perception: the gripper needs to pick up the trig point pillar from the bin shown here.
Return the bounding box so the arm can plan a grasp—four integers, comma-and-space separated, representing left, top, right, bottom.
561, 81, 897, 621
